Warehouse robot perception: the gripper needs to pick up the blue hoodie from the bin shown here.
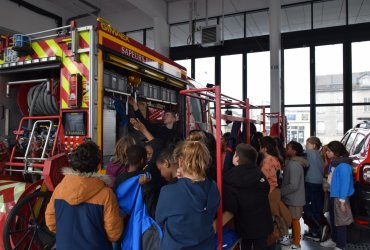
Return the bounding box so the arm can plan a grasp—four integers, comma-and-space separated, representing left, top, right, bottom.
329, 158, 355, 200
155, 178, 220, 250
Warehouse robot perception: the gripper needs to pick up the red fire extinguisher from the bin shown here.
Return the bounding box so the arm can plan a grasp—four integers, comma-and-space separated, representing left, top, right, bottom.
68, 73, 82, 108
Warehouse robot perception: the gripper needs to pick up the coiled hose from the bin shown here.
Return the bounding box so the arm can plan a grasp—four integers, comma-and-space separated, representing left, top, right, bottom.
27, 81, 59, 116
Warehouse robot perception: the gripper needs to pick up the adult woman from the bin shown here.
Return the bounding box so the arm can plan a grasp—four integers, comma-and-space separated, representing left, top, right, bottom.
155, 141, 220, 250
320, 141, 354, 250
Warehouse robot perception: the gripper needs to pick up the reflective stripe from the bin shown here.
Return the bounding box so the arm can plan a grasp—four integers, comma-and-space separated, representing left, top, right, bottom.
46, 39, 80, 74
31, 42, 48, 58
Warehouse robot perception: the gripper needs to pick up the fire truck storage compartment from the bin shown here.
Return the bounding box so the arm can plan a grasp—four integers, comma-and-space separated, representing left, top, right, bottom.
103, 109, 116, 162
0, 71, 60, 142
104, 70, 130, 93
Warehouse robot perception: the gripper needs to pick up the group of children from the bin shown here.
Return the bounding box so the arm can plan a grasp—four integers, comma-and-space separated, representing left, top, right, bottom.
44, 97, 355, 250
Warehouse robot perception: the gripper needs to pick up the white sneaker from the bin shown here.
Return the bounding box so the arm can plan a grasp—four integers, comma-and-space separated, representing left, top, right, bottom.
291, 244, 301, 249
279, 235, 291, 246
320, 238, 336, 248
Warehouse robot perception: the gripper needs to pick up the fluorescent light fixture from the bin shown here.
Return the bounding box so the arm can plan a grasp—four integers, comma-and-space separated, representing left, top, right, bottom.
144, 69, 165, 80
109, 55, 139, 70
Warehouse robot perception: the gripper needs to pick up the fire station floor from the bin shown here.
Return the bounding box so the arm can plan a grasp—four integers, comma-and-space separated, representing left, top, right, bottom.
276, 218, 370, 250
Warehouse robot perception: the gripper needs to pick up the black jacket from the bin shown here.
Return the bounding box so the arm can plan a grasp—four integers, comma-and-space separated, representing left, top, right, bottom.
223, 164, 273, 240
134, 110, 182, 144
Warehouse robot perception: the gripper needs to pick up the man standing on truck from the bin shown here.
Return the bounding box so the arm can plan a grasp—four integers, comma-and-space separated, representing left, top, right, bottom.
128, 97, 182, 144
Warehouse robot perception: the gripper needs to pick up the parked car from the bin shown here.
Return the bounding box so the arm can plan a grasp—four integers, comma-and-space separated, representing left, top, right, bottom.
341, 121, 370, 240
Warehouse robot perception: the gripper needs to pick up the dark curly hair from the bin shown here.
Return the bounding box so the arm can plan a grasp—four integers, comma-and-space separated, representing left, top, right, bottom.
327, 140, 349, 158
287, 141, 304, 156
70, 142, 101, 173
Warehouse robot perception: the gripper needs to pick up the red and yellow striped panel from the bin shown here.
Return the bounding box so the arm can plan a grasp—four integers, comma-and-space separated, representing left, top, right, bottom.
28, 30, 91, 109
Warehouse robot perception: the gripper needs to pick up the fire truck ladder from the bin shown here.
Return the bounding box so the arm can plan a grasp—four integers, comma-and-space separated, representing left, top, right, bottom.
180, 85, 263, 250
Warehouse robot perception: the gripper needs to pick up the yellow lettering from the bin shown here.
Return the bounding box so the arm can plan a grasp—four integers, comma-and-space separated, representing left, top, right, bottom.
101, 23, 130, 42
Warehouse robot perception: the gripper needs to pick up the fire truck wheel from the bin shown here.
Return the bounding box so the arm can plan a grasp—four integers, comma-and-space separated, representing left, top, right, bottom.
3, 191, 55, 250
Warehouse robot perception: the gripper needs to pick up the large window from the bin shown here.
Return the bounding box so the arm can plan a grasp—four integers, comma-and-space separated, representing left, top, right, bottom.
316, 106, 343, 144
284, 48, 310, 105
221, 54, 243, 100
175, 59, 192, 77
352, 41, 370, 125
146, 29, 154, 50
246, 10, 269, 37
349, 0, 370, 24
195, 57, 215, 85
170, 23, 189, 47
247, 51, 270, 106
313, 0, 346, 28
282, 3, 311, 33
315, 44, 343, 104
126, 30, 143, 44
315, 44, 344, 143
222, 14, 244, 40
286, 107, 310, 144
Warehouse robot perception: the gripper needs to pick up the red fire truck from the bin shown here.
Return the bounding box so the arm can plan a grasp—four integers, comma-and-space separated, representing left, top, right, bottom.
0, 18, 207, 250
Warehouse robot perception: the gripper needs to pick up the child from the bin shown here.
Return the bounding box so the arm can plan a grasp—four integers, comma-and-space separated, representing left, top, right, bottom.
259, 136, 282, 193
320, 141, 354, 250
115, 144, 161, 250
45, 142, 123, 250
281, 141, 307, 250
106, 136, 136, 184
303, 136, 327, 241
115, 144, 148, 188
155, 141, 220, 250
156, 145, 180, 182
223, 143, 273, 250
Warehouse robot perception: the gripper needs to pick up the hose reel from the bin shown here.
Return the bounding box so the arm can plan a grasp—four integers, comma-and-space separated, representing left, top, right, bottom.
27, 81, 59, 116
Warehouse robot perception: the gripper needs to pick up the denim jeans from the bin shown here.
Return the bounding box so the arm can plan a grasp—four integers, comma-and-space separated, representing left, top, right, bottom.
303, 182, 326, 233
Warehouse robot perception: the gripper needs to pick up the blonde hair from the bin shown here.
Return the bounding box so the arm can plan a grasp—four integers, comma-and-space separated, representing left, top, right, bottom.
306, 136, 322, 149
177, 141, 210, 178
113, 136, 136, 165
187, 130, 205, 142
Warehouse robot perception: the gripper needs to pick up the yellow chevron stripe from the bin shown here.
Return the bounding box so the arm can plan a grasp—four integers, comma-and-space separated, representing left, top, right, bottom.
31, 42, 48, 58
80, 53, 90, 70
80, 31, 90, 46
61, 75, 70, 109
45, 39, 79, 74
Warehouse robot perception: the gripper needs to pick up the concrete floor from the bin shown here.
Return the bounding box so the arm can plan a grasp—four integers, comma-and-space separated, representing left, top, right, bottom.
274, 219, 370, 250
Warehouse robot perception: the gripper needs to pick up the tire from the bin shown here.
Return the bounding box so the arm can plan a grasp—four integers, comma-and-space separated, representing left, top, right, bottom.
3, 191, 55, 250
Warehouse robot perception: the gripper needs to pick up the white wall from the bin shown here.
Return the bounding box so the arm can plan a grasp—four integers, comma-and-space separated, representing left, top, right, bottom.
1, 0, 64, 33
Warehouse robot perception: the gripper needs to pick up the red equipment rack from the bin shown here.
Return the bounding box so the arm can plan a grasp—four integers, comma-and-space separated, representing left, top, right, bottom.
261, 109, 288, 145
180, 85, 262, 250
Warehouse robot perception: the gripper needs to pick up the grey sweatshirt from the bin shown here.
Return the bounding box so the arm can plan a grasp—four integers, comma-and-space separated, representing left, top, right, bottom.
281, 156, 307, 207
305, 149, 325, 184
